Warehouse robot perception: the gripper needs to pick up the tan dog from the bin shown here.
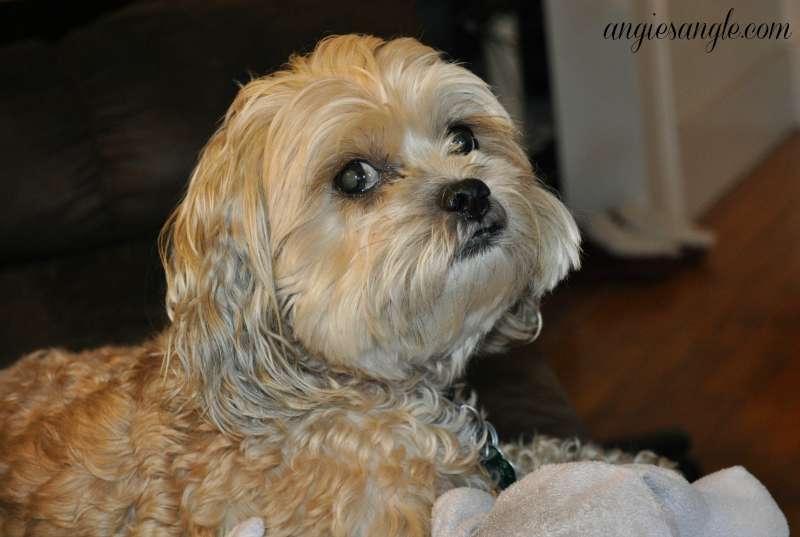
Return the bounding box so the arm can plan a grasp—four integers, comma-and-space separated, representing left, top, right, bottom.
0, 35, 580, 537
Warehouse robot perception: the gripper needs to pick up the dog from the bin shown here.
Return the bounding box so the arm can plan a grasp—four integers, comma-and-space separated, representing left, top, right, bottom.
1, 35, 584, 537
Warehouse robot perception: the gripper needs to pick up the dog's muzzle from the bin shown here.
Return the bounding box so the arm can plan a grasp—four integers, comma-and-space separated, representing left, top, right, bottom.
439, 179, 507, 260
458, 212, 506, 259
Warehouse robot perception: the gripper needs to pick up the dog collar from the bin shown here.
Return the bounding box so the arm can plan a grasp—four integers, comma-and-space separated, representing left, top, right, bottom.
454, 310, 541, 491
461, 403, 517, 491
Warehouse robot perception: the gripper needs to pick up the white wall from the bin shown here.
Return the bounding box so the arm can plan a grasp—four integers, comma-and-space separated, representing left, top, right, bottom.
545, 0, 798, 221
543, 0, 650, 222
667, 0, 798, 216
784, 0, 800, 122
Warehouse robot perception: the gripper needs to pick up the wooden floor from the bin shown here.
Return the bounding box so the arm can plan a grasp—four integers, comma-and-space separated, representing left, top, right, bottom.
536, 132, 800, 529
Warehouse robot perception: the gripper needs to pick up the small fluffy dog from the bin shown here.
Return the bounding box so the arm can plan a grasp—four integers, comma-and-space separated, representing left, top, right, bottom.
1, 35, 584, 536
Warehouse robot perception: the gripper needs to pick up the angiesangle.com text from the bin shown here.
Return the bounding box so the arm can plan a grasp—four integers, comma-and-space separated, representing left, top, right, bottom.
604, 8, 792, 53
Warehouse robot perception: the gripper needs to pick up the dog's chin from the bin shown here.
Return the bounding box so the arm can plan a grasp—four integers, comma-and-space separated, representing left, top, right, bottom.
455, 207, 508, 261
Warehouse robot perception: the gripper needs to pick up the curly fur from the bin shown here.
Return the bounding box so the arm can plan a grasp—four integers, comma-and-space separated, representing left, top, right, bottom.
0, 35, 586, 537
501, 438, 676, 477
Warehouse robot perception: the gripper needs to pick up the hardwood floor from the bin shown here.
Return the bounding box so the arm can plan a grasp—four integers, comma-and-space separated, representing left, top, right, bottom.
535, 132, 800, 529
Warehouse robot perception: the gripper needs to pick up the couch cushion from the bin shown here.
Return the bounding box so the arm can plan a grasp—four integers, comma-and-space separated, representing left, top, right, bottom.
0, 238, 166, 369
0, 40, 110, 260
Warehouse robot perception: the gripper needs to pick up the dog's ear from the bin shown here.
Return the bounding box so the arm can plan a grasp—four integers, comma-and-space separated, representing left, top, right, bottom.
159, 78, 305, 435
479, 188, 581, 354
479, 292, 542, 355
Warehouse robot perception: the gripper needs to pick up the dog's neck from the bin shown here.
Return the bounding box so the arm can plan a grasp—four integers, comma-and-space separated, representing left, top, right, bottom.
163, 329, 476, 440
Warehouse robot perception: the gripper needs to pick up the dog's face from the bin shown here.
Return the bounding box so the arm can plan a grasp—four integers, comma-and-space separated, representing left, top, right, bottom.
163, 36, 579, 401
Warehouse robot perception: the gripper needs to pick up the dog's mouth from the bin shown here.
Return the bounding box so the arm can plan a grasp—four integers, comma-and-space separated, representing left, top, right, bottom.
458, 215, 507, 260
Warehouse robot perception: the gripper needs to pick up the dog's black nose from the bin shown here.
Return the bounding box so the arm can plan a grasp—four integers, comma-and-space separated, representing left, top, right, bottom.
439, 179, 491, 221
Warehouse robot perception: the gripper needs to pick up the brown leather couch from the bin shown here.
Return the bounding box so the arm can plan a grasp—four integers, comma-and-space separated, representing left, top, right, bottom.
0, 0, 584, 442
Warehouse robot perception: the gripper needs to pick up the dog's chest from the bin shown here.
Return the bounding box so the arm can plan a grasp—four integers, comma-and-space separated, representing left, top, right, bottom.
187, 406, 487, 537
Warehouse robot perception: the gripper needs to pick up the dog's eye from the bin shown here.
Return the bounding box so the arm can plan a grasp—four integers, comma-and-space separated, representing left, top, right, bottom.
448, 125, 478, 155
335, 160, 381, 195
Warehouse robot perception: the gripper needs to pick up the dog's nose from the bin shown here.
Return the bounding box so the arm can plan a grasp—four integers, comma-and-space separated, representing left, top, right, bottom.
439, 179, 491, 221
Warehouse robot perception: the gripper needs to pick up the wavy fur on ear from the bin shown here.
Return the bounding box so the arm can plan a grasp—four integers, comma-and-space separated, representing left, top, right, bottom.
159, 76, 316, 436
478, 293, 543, 355
479, 185, 581, 355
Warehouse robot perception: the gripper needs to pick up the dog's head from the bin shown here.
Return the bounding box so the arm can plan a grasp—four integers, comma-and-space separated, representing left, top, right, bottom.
161, 35, 579, 430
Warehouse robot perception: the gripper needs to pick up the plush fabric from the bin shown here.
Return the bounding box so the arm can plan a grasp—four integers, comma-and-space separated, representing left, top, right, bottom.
432, 462, 789, 537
